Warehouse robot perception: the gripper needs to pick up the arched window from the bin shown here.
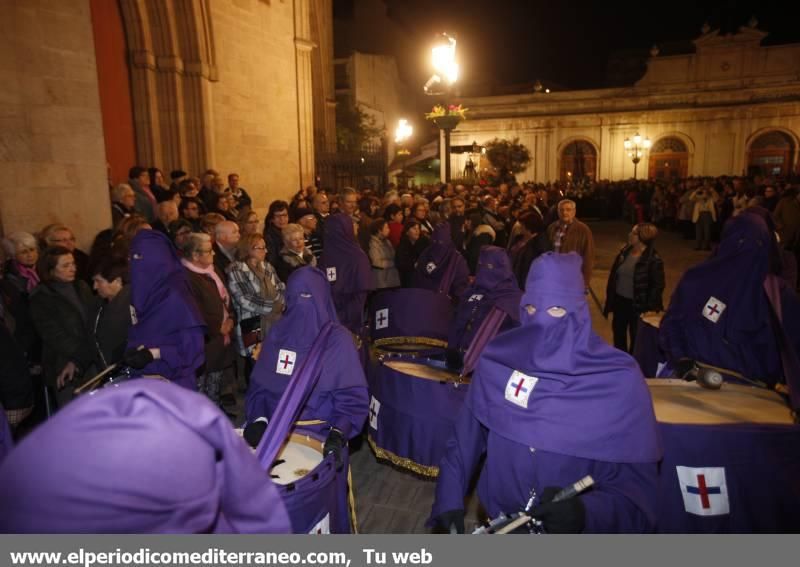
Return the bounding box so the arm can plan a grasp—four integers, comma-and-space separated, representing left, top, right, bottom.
747, 131, 796, 177
560, 140, 597, 183
648, 136, 689, 179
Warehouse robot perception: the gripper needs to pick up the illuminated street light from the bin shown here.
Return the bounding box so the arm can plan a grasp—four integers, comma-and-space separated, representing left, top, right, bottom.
623, 132, 651, 179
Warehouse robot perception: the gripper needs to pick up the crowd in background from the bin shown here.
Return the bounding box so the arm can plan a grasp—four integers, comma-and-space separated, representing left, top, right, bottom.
2, 164, 798, 441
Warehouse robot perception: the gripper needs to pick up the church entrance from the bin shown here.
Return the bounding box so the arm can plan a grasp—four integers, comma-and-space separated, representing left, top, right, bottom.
559, 140, 597, 183
648, 137, 689, 180
747, 130, 796, 177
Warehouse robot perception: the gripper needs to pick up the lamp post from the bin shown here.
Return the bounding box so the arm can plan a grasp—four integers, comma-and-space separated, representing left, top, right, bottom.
424, 33, 460, 183
394, 118, 413, 188
623, 132, 651, 180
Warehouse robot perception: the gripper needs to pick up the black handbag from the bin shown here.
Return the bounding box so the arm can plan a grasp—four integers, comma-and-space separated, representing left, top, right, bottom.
239, 316, 261, 348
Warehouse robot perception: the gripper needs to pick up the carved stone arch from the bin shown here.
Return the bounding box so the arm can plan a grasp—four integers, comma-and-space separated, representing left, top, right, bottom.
648, 132, 694, 180
745, 127, 799, 177
118, 0, 217, 174
556, 137, 599, 182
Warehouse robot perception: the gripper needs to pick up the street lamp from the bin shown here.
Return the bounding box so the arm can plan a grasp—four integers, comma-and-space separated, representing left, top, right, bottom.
623, 132, 651, 179
394, 119, 413, 188
424, 33, 460, 183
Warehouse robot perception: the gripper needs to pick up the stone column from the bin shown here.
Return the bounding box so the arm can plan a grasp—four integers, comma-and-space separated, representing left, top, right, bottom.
294, 0, 317, 189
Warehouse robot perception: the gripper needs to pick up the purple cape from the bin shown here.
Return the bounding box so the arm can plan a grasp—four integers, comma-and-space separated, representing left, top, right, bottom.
319, 213, 375, 333
659, 212, 785, 384
469, 252, 662, 463
412, 223, 469, 298
0, 380, 291, 533
448, 246, 522, 352
246, 266, 368, 439
127, 230, 205, 389
0, 406, 12, 465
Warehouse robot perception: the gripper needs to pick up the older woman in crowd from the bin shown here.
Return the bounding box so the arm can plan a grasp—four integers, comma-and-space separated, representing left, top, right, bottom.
3, 232, 40, 295
0, 246, 35, 430
29, 246, 97, 408
181, 233, 233, 404
368, 219, 400, 289
110, 183, 136, 227
228, 233, 285, 374
279, 223, 316, 282
39, 224, 91, 284
90, 257, 131, 369
604, 223, 665, 353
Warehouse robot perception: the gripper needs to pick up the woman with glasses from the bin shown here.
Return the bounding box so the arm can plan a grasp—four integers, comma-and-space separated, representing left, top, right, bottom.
181, 233, 233, 404
227, 233, 285, 374
263, 201, 290, 269
603, 223, 665, 353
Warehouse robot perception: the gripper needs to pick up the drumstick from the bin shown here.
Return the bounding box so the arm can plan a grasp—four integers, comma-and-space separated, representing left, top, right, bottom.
73, 363, 119, 395
495, 476, 595, 535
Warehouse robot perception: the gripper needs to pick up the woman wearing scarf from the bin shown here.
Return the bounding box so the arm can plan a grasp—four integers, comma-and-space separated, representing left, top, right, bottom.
412, 223, 469, 300
245, 267, 368, 532
181, 233, 234, 404
431, 253, 662, 533
446, 246, 522, 370
0, 380, 291, 533
29, 246, 97, 409
125, 230, 205, 390
1, 232, 41, 367
319, 213, 374, 335
228, 233, 285, 374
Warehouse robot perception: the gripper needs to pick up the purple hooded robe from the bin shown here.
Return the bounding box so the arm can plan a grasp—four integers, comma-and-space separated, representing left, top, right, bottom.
447, 246, 522, 355
0, 380, 291, 533
319, 214, 375, 335
412, 224, 470, 299
431, 252, 663, 533
0, 406, 11, 465
127, 230, 205, 389
246, 266, 368, 440
659, 211, 800, 387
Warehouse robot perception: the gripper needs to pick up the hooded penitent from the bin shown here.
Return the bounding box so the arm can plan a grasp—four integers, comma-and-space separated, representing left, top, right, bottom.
0, 380, 291, 533
412, 223, 469, 298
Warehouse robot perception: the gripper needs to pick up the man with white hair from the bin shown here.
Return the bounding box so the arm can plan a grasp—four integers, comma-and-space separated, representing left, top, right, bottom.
213, 220, 240, 277
110, 183, 136, 227
546, 199, 595, 288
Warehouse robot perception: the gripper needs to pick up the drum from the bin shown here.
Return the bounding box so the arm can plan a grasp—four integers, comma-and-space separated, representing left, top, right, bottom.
368, 357, 469, 477
237, 428, 349, 534
648, 379, 800, 532
370, 288, 453, 342
634, 312, 665, 377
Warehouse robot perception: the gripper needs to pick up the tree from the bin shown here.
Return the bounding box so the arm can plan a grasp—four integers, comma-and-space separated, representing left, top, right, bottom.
336, 102, 385, 152
485, 137, 532, 185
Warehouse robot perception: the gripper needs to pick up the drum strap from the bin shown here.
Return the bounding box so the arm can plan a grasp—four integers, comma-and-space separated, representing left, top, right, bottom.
295, 419, 326, 426
461, 307, 507, 377
256, 323, 335, 469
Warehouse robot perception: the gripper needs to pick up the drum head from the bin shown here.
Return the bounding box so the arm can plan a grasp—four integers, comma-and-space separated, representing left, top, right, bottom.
647, 379, 794, 425
271, 433, 324, 485
382, 359, 468, 384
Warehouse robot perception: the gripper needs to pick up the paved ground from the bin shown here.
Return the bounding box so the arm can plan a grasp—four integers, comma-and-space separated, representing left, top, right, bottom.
349, 220, 711, 533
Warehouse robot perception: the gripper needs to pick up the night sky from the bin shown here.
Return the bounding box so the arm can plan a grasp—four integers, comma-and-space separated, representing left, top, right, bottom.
338, 0, 800, 91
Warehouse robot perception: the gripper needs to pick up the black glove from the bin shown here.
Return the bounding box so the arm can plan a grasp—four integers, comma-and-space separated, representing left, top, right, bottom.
243, 419, 268, 448
122, 347, 154, 369
530, 486, 586, 534
445, 348, 464, 371
323, 428, 345, 471
436, 509, 465, 534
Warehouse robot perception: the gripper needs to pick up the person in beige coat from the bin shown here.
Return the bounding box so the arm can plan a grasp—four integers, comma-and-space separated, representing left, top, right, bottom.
368, 219, 401, 289
690, 187, 718, 251
546, 199, 595, 288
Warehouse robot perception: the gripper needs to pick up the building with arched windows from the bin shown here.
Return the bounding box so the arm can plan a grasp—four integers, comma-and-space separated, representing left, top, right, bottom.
448, 24, 800, 184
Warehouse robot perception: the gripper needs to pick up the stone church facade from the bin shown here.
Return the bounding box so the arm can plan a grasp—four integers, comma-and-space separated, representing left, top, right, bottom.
0, 0, 336, 247
450, 25, 800, 185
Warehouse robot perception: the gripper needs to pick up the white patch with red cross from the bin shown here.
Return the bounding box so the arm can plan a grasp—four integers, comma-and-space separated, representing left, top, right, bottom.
504, 371, 538, 409
702, 296, 726, 324
309, 513, 330, 534
276, 349, 297, 376
676, 466, 729, 516
375, 308, 389, 330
